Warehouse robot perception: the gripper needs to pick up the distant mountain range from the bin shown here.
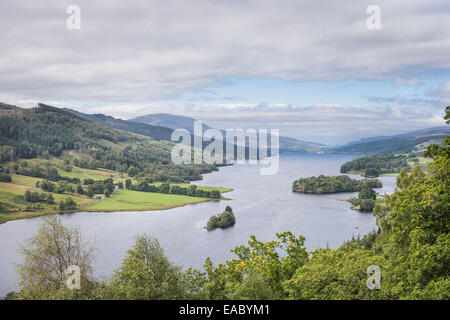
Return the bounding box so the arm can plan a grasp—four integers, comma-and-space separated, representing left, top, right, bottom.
130, 113, 326, 153
130, 113, 210, 135
7, 105, 449, 155
329, 126, 450, 154
63, 109, 326, 153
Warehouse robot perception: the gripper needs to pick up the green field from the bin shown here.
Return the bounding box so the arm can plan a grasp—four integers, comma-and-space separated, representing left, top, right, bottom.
16, 158, 125, 181
0, 175, 94, 224
0, 177, 93, 210
86, 182, 232, 211
55, 166, 124, 181
0, 159, 231, 223
87, 189, 215, 211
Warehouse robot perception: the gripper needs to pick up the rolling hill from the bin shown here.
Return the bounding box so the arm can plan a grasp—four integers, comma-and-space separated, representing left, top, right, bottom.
0, 102, 217, 182
130, 113, 326, 153
131, 113, 210, 135
63, 108, 173, 141
328, 126, 450, 154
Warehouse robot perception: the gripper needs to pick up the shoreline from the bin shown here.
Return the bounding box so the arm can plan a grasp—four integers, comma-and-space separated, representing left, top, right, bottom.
344, 170, 400, 177
0, 187, 233, 225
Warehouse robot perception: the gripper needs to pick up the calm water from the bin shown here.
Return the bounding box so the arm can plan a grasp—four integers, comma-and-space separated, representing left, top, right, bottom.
0, 153, 396, 296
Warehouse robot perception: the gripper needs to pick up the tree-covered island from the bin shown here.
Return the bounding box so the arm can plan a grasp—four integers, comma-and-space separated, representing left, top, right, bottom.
292, 175, 382, 194
206, 206, 236, 231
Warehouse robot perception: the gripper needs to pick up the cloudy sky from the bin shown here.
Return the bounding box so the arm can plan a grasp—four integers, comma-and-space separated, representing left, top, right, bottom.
1, 0, 449, 144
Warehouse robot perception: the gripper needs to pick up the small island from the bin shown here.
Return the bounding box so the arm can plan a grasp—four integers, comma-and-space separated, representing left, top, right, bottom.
292, 175, 382, 194
342, 186, 379, 212
206, 206, 236, 231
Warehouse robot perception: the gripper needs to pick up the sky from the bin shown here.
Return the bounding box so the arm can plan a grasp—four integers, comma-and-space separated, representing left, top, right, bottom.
0, 0, 449, 145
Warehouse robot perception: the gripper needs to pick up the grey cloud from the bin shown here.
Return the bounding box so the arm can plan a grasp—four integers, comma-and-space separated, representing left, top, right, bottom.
368, 78, 450, 109
1, 0, 448, 144
394, 78, 420, 86
432, 80, 450, 104
0, 0, 450, 104
367, 95, 441, 108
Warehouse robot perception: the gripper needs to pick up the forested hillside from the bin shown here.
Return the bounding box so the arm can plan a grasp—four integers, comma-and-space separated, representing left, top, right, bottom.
340, 154, 412, 177
0, 103, 216, 181
63, 108, 173, 141
329, 126, 450, 154
131, 113, 210, 135
0, 103, 136, 159
131, 112, 326, 153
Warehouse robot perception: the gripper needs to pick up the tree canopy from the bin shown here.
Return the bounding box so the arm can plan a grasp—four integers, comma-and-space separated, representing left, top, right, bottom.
292, 175, 382, 194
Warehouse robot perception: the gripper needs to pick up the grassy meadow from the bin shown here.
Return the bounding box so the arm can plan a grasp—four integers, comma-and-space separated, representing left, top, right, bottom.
87, 189, 212, 211
0, 158, 231, 224
0, 174, 93, 224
